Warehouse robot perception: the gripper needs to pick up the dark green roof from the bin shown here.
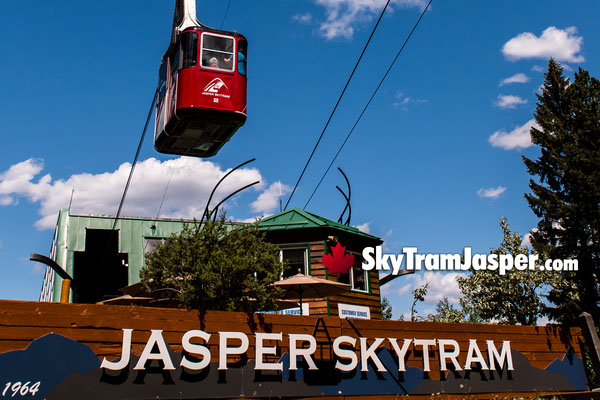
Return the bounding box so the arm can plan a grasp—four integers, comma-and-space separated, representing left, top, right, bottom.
257, 208, 381, 242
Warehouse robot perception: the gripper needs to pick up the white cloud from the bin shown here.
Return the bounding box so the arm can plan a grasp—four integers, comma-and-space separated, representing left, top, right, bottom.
378, 271, 411, 296
382, 229, 394, 251
380, 280, 391, 296
410, 271, 462, 305
521, 229, 536, 249
499, 73, 530, 86
494, 94, 527, 109
396, 283, 412, 296
502, 26, 584, 63
0, 158, 289, 230
531, 65, 545, 73
293, 13, 313, 24
521, 233, 532, 248
560, 62, 575, 72
354, 222, 370, 234
250, 181, 290, 214
392, 91, 428, 109
535, 83, 544, 95
537, 315, 551, 326
315, 0, 427, 39
399, 312, 411, 320
477, 186, 506, 199
0, 195, 16, 206
32, 262, 45, 274
489, 119, 539, 150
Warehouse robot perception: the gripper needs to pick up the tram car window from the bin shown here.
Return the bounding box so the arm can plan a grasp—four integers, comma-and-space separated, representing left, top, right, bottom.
158, 62, 167, 101
180, 31, 198, 69
201, 33, 235, 72
237, 39, 247, 76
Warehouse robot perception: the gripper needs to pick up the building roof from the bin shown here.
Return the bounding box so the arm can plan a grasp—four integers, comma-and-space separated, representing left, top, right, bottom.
257, 208, 381, 242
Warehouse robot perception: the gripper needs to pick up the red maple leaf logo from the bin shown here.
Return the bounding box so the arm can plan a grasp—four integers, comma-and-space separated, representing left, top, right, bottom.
323, 242, 355, 278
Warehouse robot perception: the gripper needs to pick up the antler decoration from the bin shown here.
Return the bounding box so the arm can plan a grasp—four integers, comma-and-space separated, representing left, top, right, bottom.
336, 167, 351, 226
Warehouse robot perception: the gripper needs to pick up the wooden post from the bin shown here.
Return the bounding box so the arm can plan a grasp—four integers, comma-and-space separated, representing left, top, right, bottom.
579, 312, 600, 378
60, 279, 71, 303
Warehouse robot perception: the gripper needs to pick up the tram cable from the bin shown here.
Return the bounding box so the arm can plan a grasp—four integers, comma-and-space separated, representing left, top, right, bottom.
303, 0, 432, 209
283, 0, 393, 211
220, 0, 232, 29
111, 89, 159, 231
155, 159, 177, 220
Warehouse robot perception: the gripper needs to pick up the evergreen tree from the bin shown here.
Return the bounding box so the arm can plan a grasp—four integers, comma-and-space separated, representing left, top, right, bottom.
523, 59, 600, 323
140, 213, 283, 312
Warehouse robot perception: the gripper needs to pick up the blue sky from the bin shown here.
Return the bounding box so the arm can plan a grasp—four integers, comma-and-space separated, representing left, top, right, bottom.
0, 0, 598, 319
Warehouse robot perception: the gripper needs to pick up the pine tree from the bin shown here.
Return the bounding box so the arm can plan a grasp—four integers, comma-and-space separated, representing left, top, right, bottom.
523, 59, 600, 324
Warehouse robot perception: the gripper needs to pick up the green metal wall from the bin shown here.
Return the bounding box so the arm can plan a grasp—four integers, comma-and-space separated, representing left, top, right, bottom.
51, 209, 194, 302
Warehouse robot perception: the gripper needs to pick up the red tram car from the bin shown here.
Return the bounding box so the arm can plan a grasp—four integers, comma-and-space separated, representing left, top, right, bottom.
154, 20, 248, 157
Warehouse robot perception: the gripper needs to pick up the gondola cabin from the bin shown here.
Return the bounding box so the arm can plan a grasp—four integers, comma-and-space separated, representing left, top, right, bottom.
154, 26, 247, 157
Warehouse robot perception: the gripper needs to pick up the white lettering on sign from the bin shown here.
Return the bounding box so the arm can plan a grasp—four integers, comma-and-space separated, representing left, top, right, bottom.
255, 332, 283, 371
101, 329, 512, 374
333, 336, 358, 371
362, 246, 577, 275
413, 339, 437, 372
2, 382, 41, 397
288, 334, 317, 370
360, 338, 386, 372
337, 303, 370, 320
134, 330, 175, 370
388, 338, 412, 371
464, 339, 489, 370
219, 332, 249, 370
101, 328, 132, 370
181, 330, 211, 370
438, 339, 462, 371
487, 340, 514, 371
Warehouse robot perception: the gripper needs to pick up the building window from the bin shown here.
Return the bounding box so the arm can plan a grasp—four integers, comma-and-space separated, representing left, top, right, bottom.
338, 253, 368, 292
280, 247, 308, 278
351, 259, 367, 292
144, 238, 169, 254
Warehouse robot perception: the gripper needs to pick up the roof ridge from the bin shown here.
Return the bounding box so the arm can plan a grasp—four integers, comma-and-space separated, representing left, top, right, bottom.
257, 208, 381, 242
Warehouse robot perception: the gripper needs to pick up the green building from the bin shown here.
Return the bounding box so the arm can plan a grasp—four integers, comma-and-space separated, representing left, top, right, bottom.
39, 208, 384, 318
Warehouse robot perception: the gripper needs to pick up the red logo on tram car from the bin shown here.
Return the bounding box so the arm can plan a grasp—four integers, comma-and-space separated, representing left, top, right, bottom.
203, 78, 228, 95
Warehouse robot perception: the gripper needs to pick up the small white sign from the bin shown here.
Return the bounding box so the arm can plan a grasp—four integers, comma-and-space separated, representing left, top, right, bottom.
337, 303, 370, 319
261, 303, 309, 316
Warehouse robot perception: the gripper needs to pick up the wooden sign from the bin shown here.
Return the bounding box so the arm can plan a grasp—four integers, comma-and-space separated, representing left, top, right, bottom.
0, 301, 588, 399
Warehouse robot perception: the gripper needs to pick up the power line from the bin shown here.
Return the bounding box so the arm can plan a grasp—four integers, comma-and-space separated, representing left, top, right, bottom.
304, 0, 433, 208
283, 0, 392, 211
